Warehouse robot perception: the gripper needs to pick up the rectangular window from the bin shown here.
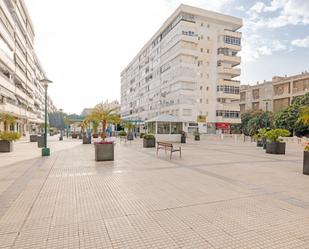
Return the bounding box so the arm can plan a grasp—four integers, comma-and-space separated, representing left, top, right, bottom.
224, 35, 241, 45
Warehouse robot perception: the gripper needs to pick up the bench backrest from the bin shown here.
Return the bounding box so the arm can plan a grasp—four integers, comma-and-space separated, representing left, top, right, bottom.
157, 142, 173, 148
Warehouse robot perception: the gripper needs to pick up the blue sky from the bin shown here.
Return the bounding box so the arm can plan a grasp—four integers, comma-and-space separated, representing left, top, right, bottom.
27, 0, 309, 113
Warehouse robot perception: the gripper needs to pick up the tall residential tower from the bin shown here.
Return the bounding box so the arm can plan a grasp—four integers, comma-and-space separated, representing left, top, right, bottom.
121, 4, 242, 133
0, 0, 55, 133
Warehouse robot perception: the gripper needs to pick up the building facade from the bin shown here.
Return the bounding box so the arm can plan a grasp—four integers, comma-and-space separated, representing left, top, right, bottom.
80, 100, 120, 117
0, 0, 54, 134
121, 4, 242, 134
239, 71, 309, 113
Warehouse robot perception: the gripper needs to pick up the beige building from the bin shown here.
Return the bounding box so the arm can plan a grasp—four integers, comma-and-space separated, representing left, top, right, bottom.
0, 0, 54, 133
81, 100, 120, 117
121, 4, 242, 134
239, 71, 309, 113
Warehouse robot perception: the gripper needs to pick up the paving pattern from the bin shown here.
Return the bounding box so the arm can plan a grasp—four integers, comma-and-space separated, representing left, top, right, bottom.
0, 135, 308, 248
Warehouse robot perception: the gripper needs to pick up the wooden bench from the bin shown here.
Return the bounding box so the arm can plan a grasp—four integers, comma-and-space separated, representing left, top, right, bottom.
156, 141, 181, 160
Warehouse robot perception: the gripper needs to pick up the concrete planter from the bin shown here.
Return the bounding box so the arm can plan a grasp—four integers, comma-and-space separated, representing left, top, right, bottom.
303, 151, 309, 175
30, 135, 38, 142
194, 135, 200, 141
143, 138, 155, 148
181, 134, 186, 143
127, 133, 134, 141
0, 140, 13, 152
83, 136, 91, 144
257, 140, 264, 147
37, 136, 45, 148
95, 143, 114, 161
266, 142, 286, 155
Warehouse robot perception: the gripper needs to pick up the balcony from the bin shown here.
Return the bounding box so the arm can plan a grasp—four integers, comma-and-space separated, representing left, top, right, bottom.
218, 66, 241, 77
220, 30, 242, 39
217, 54, 241, 66
217, 91, 240, 100
218, 79, 240, 86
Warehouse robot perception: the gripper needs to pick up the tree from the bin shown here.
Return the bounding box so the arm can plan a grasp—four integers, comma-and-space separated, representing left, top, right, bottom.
0, 113, 16, 131
89, 103, 118, 140
241, 110, 273, 136
275, 93, 309, 137
298, 107, 309, 126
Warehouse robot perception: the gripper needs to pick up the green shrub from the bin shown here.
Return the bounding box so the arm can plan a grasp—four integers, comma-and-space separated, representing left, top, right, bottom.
0, 131, 21, 141
265, 129, 290, 143
143, 133, 155, 140
118, 130, 127, 136
305, 145, 309, 152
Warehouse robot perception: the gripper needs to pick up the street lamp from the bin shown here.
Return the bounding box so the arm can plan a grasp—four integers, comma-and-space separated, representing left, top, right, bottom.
39, 78, 53, 157
263, 99, 271, 129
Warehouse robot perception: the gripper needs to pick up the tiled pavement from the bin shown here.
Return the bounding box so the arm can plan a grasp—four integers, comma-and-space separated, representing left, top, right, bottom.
0, 136, 309, 248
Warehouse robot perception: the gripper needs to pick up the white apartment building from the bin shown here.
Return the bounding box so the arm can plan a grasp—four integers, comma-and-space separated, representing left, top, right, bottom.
121, 4, 242, 134
0, 0, 55, 133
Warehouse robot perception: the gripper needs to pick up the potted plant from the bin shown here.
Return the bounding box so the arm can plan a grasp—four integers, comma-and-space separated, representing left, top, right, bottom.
181, 131, 186, 143
254, 128, 267, 147
265, 129, 290, 154
124, 122, 135, 140
303, 144, 309, 175
194, 131, 200, 141
118, 130, 127, 142
90, 103, 118, 161
0, 131, 21, 152
143, 133, 155, 148
92, 120, 99, 138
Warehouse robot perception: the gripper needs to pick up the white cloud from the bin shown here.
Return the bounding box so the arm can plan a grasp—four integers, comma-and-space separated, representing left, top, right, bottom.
235, 5, 245, 11
247, 0, 309, 29
240, 34, 287, 62
292, 36, 309, 47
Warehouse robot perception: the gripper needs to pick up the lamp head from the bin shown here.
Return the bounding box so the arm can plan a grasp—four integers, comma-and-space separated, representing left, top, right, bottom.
39, 78, 53, 88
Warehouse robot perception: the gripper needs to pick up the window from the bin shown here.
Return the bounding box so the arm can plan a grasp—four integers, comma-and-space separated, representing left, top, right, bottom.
217, 85, 240, 94
224, 36, 241, 45
157, 122, 170, 134
216, 110, 240, 118
171, 123, 182, 134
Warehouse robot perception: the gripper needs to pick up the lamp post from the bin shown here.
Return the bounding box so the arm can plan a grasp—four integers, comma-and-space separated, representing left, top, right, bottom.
263, 99, 271, 129
39, 78, 52, 156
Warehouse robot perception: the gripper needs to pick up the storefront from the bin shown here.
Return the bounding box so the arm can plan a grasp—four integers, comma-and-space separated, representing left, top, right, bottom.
215, 122, 230, 134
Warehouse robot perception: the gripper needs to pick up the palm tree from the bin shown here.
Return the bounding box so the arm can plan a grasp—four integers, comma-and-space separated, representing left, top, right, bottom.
298, 107, 309, 126
0, 113, 16, 131
89, 103, 118, 140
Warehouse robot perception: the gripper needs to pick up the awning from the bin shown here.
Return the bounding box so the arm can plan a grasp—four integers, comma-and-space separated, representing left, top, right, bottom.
0, 86, 16, 100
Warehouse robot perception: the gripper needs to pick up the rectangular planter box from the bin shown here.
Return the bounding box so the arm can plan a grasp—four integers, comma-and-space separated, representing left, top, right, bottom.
127, 133, 134, 141
37, 136, 45, 148
143, 138, 155, 148
83, 136, 91, 144
303, 151, 309, 175
95, 143, 114, 161
194, 135, 200, 141
30, 135, 38, 142
257, 140, 264, 147
266, 142, 286, 154
0, 140, 13, 152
